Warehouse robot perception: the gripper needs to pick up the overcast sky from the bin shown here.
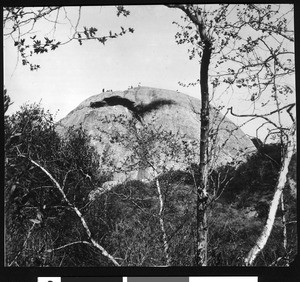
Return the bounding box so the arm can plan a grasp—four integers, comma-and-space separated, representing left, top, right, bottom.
4, 5, 295, 140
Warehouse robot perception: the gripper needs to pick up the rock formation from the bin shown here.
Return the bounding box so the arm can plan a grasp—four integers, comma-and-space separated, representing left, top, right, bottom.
56, 86, 256, 181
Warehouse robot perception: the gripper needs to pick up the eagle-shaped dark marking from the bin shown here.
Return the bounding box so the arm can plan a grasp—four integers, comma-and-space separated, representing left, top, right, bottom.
90, 96, 176, 122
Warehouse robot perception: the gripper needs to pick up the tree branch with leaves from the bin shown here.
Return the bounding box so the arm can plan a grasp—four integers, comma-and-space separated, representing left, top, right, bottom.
3, 6, 134, 70
167, 3, 295, 266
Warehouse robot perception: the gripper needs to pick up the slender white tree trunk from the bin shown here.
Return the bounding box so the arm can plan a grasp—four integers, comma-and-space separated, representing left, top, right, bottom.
244, 127, 295, 266
156, 179, 171, 266
280, 193, 289, 266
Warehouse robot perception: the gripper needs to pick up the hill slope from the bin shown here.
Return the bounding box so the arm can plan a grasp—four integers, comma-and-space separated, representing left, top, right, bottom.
56, 86, 256, 181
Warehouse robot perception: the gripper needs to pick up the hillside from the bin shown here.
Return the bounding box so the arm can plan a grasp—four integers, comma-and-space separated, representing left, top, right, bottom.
56, 86, 256, 181
5, 87, 296, 267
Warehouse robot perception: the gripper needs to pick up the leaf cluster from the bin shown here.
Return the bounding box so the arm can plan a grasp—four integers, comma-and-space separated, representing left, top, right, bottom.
171, 4, 294, 106
4, 6, 134, 70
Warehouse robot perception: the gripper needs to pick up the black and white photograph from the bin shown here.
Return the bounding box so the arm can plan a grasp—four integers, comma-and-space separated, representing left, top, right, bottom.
3, 3, 297, 269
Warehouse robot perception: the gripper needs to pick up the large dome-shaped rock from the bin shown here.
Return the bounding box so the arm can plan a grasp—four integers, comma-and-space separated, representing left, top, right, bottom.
56, 86, 256, 181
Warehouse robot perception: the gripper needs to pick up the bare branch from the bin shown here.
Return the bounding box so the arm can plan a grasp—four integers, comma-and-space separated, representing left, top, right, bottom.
228, 104, 295, 130
45, 240, 91, 253
18, 154, 121, 266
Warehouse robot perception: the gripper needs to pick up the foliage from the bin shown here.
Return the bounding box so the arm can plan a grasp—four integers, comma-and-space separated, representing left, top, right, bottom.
4, 95, 296, 266
170, 4, 295, 142
208, 202, 263, 266
92, 180, 164, 266
216, 143, 281, 207
208, 142, 297, 266
98, 113, 199, 179
5, 96, 111, 266
86, 140, 296, 266
172, 4, 294, 93
4, 3, 296, 266
3, 6, 134, 70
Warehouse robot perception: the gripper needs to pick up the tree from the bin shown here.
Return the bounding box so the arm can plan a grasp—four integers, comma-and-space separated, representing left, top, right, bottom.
4, 95, 120, 266
3, 6, 134, 70
166, 4, 215, 266
167, 4, 295, 266
97, 111, 199, 265
5, 4, 295, 267
244, 125, 295, 265
207, 140, 296, 266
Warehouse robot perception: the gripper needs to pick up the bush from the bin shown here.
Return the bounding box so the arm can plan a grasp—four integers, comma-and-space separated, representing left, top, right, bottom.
5, 99, 110, 266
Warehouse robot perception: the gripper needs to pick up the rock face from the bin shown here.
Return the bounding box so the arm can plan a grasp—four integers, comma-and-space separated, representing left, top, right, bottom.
56, 86, 256, 181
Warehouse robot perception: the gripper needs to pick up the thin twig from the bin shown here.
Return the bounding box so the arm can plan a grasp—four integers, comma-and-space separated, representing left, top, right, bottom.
45, 240, 91, 253
18, 154, 121, 266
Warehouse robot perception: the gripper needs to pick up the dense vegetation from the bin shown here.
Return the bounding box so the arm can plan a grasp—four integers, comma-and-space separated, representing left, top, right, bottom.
5, 95, 110, 266
207, 144, 297, 266
5, 94, 296, 266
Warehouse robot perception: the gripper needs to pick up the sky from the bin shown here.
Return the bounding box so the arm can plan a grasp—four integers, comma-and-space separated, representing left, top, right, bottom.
4, 5, 295, 140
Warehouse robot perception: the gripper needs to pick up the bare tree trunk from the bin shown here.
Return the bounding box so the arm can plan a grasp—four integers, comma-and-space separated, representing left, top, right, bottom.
196, 189, 208, 266
244, 128, 295, 266
280, 193, 289, 266
196, 19, 212, 268
156, 179, 171, 266
166, 4, 213, 266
